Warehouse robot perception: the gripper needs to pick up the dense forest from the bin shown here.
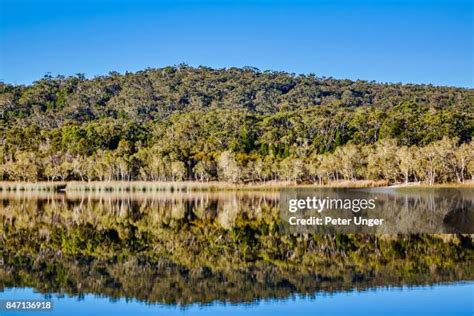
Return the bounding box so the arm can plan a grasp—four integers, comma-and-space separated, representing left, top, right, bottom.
0, 65, 473, 183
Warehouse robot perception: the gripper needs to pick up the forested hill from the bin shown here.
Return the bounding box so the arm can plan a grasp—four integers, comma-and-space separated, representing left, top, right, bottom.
1, 65, 473, 126
0, 65, 473, 183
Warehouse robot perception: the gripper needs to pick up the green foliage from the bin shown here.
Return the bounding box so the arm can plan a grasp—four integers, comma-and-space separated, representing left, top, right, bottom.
0, 66, 472, 183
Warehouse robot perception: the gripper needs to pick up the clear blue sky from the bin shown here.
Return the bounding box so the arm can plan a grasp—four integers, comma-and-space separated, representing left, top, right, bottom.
0, 0, 472, 87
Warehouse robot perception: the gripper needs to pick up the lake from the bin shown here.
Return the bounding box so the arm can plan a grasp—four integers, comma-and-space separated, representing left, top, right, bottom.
0, 187, 473, 315
1, 283, 473, 316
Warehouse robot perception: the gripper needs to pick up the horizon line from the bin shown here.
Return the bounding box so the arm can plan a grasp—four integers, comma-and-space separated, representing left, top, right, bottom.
1, 64, 473, 90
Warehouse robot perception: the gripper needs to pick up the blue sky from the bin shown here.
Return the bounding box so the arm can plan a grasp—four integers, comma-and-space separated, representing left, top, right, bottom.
0, 0, 472, 87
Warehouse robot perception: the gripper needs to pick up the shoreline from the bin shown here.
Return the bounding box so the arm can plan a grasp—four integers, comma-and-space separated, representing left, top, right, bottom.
0, 180, 472, 192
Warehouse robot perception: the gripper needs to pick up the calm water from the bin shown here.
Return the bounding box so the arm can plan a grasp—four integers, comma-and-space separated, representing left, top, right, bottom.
1, 283, 473, 316
0, 187, 473, 315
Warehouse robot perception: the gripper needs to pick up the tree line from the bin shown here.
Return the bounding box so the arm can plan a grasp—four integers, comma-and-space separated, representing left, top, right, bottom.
1, 134, 472, 184
0, 66, 472, 183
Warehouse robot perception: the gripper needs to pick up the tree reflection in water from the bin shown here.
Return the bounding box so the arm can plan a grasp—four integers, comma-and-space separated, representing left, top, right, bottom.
0, 189, 472, 305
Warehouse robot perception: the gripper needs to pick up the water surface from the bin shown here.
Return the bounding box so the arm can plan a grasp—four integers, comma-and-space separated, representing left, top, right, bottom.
0, 188, 472, 314
1, 283, 472, 316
